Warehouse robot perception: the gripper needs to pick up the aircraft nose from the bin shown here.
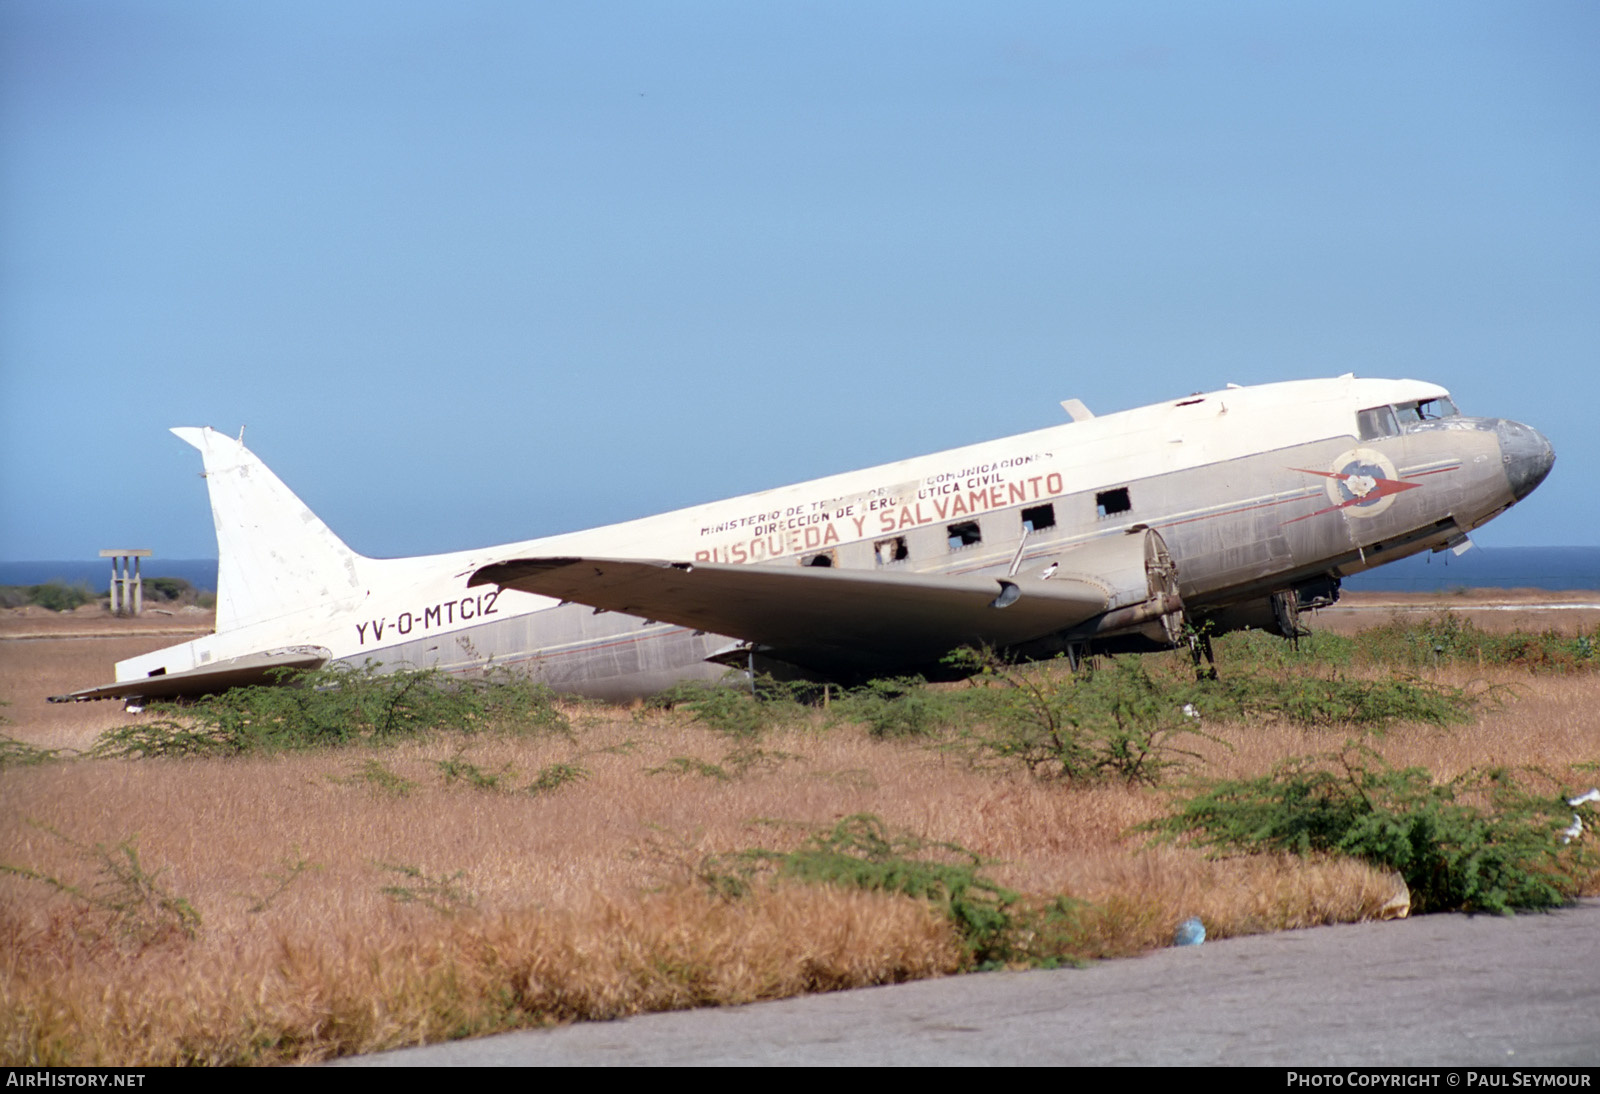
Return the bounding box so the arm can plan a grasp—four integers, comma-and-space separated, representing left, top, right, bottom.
1496, 419, 1555, 502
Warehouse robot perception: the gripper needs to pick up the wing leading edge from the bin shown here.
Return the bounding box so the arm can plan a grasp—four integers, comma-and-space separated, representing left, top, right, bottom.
469, 553, 1174, 677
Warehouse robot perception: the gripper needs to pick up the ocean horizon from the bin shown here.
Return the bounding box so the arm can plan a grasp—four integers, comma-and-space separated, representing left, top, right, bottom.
4, 546, 1598, 596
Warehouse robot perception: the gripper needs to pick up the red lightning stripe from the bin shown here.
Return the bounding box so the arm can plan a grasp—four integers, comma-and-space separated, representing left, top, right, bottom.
1282, 468, 1422, 524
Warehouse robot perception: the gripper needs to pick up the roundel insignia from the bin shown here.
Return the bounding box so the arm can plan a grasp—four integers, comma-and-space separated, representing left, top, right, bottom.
1325, 447, 1403, 518
1284, 448, 1422, 524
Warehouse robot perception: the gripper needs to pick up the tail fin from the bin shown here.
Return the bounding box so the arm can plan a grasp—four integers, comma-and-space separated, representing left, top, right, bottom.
172, 427, 367, 633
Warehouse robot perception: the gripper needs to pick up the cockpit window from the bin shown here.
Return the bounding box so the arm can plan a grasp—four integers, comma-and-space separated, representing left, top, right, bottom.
1357, 406, 1399, 440
1387, 396, 1461, 428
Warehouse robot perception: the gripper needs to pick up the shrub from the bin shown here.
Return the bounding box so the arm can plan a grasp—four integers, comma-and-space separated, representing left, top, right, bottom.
947, 651, 1216, 785
1150, 746, 1597, 914
343, 759, 417, 797
701, 814, 1018, 964
1, 734, 65, 769
1, 581, 98, 612
830, 676, 958, 738
142, 577, 195, 603
1, 826, 201, 947
645, 756, 733, 780
377, 863, 475, 914
1355, 614, 1599, 673
525, 762, 588, 795
696, 813, 1179, 969
437, 756, 512, 791
1211, 627, 1357, 671
92, 664, 570, 758
1188, 670, 1473, 729
645, 676, 809, 738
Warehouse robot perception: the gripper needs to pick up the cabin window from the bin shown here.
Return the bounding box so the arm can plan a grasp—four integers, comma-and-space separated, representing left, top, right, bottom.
1095, 488, 1131, 519
874, 536, 909, 565
946, 521, 982, 550
1021, 504, 1056, 533
1357, 406, 1399, 440
800, 551, 835, 568
1395, 402, 1422, 425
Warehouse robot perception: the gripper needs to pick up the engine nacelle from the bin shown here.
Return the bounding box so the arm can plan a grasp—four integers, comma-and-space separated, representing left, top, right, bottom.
1022, 526, 1186, 648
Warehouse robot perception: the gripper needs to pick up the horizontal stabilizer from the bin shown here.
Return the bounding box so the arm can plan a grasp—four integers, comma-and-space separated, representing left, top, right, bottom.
49, 646, 331, 703
471, 557, 1116, 675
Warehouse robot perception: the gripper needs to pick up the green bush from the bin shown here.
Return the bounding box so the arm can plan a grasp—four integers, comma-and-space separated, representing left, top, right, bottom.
946, 652, 1216, 785
1354, 614, 1599, 673
1211, 627, 1357, 671
525, 762, 588, 795
645, 756, 733, 780
1, 826, 201, 946
0, 734, 65, 769
645, 676, 810, 738
0, 582, 98, 612
1150, 746, 1596, 914
701, 814, 1018, 964
142, 577, 195, 603
92, 664, 570, 758
377, 863, 475, 914
437, 756, 513, 791
932, 643, 1475, 784
1188, 670, 1473, 729
343, 759, 417, 796
830, 676, 957, 738
698, 813, 1178, 968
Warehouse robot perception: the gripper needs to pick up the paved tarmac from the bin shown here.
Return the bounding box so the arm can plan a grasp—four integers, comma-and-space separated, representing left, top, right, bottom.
346, 899, 1600, 1066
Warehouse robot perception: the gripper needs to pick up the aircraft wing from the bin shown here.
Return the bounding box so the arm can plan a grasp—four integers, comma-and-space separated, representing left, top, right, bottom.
469, 557, 1120, 676
49, 646, 331, 703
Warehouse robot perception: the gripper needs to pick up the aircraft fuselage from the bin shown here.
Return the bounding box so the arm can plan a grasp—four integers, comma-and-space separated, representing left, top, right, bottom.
72, 375, 1552, 703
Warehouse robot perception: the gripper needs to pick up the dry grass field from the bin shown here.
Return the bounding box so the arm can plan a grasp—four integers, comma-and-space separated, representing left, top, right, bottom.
1313, 589, 1600, 638
2, 596, 1597, 1065
0, 605, 212, 753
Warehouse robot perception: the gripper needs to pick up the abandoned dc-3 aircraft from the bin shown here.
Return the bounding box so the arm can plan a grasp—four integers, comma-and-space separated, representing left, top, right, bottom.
57, 375, 1553, 705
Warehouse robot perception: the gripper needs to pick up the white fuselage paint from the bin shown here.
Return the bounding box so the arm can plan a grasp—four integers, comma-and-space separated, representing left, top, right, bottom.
107, 376, 1547, 700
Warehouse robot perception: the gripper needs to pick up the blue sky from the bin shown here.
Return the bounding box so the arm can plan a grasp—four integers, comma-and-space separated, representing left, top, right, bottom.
3, 1, 1595, 560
